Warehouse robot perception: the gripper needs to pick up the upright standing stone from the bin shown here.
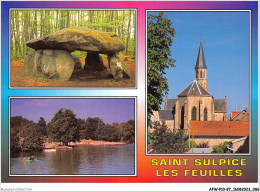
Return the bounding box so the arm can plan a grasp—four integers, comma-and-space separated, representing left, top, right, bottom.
24, 49, 75, 80
108, 54, 131, 80
84, 52, 106, 71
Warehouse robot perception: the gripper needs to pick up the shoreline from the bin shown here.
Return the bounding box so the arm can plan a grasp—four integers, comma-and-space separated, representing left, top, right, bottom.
44, 139, 127, 149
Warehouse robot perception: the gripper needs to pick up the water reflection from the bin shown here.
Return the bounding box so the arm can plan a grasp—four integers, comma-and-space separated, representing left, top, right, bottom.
10, 145, 135, 175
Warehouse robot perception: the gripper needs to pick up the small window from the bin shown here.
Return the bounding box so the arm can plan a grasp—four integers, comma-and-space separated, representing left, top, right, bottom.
204, 108, 208, 121
200, 71, 202, 78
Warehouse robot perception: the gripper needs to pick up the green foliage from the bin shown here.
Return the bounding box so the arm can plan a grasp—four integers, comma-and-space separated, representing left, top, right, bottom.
10, 116, 44, 152
11, 10, 135, 60
37, 117, 47, 137
47, 108, 80, 146
22, 122, 45, 152
10, 127, 21, 152
184, 140, 197, 149
71, 51, 86, 59
121, 120, 135, 143
36, 77, 44, 82
212, 141, 232, 153
82, 118, 135, 144
198, 141, 210, 148
10, 116, 28, 128
147, 12, 175, 125
84, 117, 105, 140
148, 121, 185, 154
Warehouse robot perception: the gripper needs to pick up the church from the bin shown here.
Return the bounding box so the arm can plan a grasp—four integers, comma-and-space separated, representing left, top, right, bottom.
151, 41, 228, 130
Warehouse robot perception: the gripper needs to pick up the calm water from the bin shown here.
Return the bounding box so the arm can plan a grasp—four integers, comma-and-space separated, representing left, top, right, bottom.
10, 144, 135, 175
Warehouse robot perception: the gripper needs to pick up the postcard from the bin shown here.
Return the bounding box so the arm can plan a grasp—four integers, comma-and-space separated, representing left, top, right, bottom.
1, 1, 259, 192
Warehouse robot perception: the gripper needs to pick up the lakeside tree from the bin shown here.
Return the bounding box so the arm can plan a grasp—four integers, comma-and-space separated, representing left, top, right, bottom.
147, 12, 175, 125
37, 117, 47, 137
84, 117, 105, 140
22, 122, 45, 152
10, 116, 44, 152
10, 112, 135, 152
119, 120, 135, 143
10, 127, 21, 152
47, 108, 80, 146
148, 121, 185, 154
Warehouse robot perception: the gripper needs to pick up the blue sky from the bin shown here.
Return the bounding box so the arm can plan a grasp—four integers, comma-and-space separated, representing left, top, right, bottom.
10, 98, 135, 124
150, 11, 250, 115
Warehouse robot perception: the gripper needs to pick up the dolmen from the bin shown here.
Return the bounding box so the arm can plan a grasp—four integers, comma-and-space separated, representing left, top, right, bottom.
24, 27, 131, 80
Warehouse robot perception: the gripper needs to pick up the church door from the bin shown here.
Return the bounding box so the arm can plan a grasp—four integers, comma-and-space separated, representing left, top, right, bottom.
191, 107, 197, 121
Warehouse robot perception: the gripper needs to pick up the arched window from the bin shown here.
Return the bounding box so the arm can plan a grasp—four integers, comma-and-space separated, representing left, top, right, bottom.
204, 71, 206, 78
200, 71, 202, 78
196, 71, 199, 78
180, 106, 185, 129
204, 108, 208, 121
191, 107, 197, 121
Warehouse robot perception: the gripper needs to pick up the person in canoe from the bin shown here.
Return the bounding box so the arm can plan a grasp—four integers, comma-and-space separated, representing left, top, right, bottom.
29, 155, 35, 160
23, 155, 36, 162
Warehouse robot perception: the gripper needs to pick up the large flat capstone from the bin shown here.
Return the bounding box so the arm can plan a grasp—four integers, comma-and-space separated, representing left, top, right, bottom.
26, 27, 125, 54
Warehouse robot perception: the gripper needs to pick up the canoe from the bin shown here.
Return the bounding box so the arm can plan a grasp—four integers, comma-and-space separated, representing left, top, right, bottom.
25, 158, 39, 162
43, 148, 56, 152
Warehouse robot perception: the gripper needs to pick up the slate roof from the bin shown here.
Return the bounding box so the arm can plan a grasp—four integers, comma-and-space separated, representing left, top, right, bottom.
165, 98, 177, 110
195, 40, 207, 69
178, 80, 211, 97
158, 110, 174, 120
213, 99, 227, 113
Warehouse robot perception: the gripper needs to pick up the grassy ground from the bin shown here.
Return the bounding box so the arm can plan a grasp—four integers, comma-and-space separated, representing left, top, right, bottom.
10, 53, 135, 88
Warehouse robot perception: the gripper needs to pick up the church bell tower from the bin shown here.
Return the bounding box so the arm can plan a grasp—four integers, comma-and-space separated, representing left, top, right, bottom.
195, 40, 207, 90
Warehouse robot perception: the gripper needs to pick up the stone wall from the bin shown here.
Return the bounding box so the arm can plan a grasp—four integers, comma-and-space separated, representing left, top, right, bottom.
191, 136, 242, 148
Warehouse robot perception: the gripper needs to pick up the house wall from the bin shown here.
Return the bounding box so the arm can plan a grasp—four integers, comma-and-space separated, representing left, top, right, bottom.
213, 112, 228, 121
151, 111, 159, 122
165, 120, 174, 131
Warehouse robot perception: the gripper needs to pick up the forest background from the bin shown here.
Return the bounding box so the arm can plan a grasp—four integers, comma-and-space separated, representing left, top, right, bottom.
10, 9, 136, 60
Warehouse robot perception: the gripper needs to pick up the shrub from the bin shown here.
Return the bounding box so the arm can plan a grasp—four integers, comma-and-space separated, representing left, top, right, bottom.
198, 141, 209, 148
184, 140, 197, 148
148, 121, 185, 154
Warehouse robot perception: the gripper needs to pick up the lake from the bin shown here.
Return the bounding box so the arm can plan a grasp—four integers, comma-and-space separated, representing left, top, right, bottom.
10, 144, 135, 175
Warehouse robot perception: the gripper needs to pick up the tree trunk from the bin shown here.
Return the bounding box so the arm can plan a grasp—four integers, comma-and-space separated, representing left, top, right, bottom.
24, 11, 29, 54
14, 11, 20, 56
66, 10, 70, 27
34, 11, 37, 39
60, 11, 64, 29
125, 11, 132, 56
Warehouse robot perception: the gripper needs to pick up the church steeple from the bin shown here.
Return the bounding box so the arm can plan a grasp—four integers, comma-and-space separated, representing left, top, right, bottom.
195, 40, 208, 90
195, 40, 207, 69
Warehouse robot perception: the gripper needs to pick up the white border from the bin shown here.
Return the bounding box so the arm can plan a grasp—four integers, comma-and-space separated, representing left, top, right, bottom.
145, 10, 252, 156
8, 8, 138, 89
9, 96, 137, 177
